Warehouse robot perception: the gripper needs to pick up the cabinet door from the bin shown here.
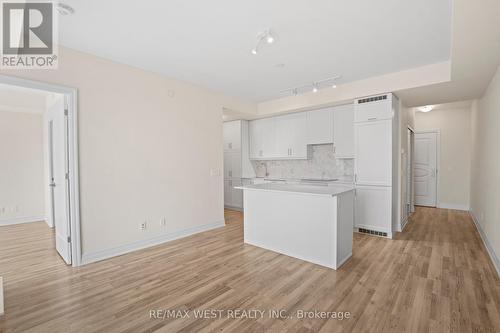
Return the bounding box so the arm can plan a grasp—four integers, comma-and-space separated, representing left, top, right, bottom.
355, 185, 392, 233
249, 118, 275, 159
354, 97, 392, 123
224, 179, 232, 206
223, 152, 232, 179
307, 108, 333, 144
230, 178, 243, 208
333, 104, 354, 158
354, 120, 392, 186
275, 113, 307, 159
223, 121, 241, 151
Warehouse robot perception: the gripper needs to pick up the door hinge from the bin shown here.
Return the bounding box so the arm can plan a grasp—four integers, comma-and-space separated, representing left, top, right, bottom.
64, 109, 68, 116
65, 172, 69, 180
67, 236, 71, 243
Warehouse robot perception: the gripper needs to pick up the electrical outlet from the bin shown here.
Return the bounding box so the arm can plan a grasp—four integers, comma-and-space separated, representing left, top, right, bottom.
161, 217, 167, 227
140, 222, 147, 231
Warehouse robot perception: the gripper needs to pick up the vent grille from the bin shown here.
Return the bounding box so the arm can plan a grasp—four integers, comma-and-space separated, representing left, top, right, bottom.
358, 228, 388, 237
357, 95, 387, 104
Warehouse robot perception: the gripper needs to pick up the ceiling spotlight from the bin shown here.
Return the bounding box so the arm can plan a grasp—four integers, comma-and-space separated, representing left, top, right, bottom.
332, 84, 337, 89
419, 105, 434, 112
251, 48, 258, 55
266, 33, 275, 44
312, 84, 318, 93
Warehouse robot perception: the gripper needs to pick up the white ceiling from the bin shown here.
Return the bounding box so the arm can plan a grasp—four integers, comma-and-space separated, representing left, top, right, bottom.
0, 83, 52, 114
59, 0, 452, 102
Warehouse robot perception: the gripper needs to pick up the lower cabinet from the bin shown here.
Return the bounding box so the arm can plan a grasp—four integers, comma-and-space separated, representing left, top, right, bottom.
224, 178, 243, 209
354, 185, 392, 236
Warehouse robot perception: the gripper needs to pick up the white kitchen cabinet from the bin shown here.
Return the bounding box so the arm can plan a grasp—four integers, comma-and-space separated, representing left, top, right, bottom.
249, 117, 276, 159
223, 151, 242, 179
354, 95, 393, 123
307, 108, 333, 145
274, 113, 307, 159
354, 186, 392, 236
223, 121, 241, 151
223, 120, 255, 210
354, 120, 392, 186
224, 179, 232, 207
333, 104, 354, 158
230, 178, 243, 208
224, 178, 243, 210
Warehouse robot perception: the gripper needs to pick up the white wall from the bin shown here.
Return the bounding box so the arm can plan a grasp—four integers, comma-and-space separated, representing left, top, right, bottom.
0, 111, 45, 225
470, 66, 500, 273
414, 105, 472, 210
1, 47, 254, 261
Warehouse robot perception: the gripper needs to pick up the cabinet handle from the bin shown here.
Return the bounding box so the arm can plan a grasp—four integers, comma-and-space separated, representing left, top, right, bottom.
355, 174, 358, 183
290, 148, 292, 156
228, 142, 232, 149
368, 117, 377, 121
229, 170, 232, 177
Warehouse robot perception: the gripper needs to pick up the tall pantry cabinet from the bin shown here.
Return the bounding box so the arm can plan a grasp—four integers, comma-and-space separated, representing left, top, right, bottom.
354, 94, 400, 238
223, 120, 255, 210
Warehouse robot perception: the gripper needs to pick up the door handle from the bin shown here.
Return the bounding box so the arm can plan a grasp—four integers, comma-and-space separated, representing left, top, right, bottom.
49, 182, 56, 187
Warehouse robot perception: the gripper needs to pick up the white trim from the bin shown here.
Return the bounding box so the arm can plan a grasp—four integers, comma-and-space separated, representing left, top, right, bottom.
0, 74, 81, 267
414, 129, 441, 208
81, 220, 225, 265
437, 203, 470, 211
0, 216, 46, 226
469, 211, 500, 277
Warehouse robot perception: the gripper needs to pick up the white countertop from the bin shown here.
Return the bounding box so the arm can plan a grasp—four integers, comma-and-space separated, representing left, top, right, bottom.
235, 183, 354, 197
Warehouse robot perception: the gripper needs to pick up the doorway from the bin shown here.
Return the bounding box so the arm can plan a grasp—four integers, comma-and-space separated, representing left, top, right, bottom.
414, 131, 439, 207
0, 75, 81, 266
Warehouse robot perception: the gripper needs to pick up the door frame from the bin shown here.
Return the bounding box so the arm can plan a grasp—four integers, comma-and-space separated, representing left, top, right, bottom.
414, 129, 440, 208
0, 74, 82, 267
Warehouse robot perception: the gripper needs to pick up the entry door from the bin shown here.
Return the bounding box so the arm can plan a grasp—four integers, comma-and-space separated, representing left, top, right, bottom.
414, 132, 437, 207
48, 97, 72, 264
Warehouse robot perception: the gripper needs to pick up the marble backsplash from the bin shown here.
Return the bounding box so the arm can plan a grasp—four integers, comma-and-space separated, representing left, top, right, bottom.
251, 144, 354, 180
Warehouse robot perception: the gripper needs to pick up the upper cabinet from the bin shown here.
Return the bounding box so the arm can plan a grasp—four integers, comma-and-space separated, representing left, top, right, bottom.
249, 117, 276, 159
223, 121, 241, 151
306, 108, 333, 145
333, 104, 355, 158
275, 113, 308, 159
354, 95, 393, 123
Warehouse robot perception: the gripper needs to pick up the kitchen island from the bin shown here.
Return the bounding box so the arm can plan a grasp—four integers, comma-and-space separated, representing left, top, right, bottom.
236, 183, 354, 270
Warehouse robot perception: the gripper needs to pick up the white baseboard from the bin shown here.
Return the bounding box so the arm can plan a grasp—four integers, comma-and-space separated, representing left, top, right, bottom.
438, 202, 470, 211
0, 216, 46, 226
469, 211, 500, 277
81, 220, 225, 265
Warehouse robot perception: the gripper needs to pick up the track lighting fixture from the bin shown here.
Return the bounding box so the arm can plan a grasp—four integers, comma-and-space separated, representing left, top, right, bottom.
280, 76, 342, 97
251, 29, 275, 55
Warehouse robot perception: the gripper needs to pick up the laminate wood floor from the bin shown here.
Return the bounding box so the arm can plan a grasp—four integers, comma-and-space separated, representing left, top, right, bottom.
0, 207, 499, 332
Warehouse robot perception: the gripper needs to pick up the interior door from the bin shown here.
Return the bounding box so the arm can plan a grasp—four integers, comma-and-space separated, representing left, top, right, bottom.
47, 97, 72, 264
414, 132, 437, 207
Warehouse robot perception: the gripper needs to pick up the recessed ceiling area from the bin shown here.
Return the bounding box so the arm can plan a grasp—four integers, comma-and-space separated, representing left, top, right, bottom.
59, 0, 452, 102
